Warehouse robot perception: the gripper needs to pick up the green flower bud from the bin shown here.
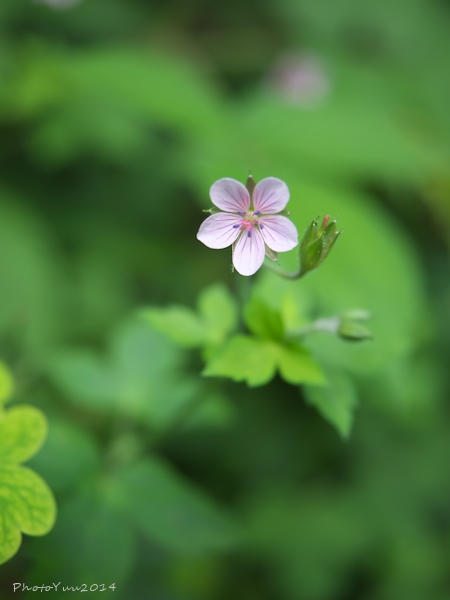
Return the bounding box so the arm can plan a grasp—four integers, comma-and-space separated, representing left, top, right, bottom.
299, 215, 343, 274
338, 322, 373, 342
338, 310, 373, 342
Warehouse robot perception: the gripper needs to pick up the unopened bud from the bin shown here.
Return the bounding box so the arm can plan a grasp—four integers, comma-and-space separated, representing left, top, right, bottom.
338, 310, 373, 342
338, 322, 373, 342
299, 215, 343, 274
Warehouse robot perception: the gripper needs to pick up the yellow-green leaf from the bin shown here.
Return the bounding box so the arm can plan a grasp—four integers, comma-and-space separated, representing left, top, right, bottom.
0, 405, 48, 464
0, 465, 56, 564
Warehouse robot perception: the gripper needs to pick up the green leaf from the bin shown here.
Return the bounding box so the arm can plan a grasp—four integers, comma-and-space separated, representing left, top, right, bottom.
0, 401, 56, 565
27, 417, 101, 494
141, 305, 204, 348
0, 515, 21, 566
304, 372, 358, 438
0, 195, 64, 356
278, 345, 326, 385
0, 362, 14, 406
203, 335, 278, 387
244, 297, 284, 341
197, 284, 238, 346
0, 405, 47, 464
116, 458, 238, 555
0, 465, 56, 564
49, 350, 117, 409
28, 486, 135, 586
140, 284, 237, 350
48, 318, 201, 431
203, 334, 325, 389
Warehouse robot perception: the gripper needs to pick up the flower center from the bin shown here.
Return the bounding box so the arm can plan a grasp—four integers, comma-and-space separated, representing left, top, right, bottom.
232, 211, 263, 237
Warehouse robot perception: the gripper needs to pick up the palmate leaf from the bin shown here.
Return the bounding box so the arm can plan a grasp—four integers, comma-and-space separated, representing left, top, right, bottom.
141, 283, 238, 351
0, 395, 56, 565
203, 335, 324, 388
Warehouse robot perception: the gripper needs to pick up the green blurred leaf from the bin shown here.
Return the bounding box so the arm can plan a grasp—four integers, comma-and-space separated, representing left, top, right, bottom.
28, 486, 134, 586
117, 458, 238, 555
305, 371, 358, 438
27, 417, 101, 494
246, 491, 368, 600
0, 195, 64, 355
48, 318, 201, 431
0, 362, 14, 406
11, 45, 226, 166
48, 350, 116, 409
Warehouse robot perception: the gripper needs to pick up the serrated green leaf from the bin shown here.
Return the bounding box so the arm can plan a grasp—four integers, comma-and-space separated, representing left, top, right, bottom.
0, 405, 47, 464
117, 458, 238, 555
304, 372, 358, 438
244, 297, 284, 341
140, 284, 237, 351
203, 335, 278, 387
278, 345, 326, 385
0, 465, 56, 564
0, 362, 14, 406
141, 305, 205, 348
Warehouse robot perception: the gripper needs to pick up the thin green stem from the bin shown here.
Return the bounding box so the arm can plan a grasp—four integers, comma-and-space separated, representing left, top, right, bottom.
263, 258, 305, 279
286, 316, 340, 340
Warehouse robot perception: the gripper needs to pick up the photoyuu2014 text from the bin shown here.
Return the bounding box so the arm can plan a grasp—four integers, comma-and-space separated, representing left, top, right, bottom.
13, 583, 116, 592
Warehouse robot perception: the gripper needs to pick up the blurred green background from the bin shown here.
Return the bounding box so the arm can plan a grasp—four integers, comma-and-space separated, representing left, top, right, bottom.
1, 0, 450, 598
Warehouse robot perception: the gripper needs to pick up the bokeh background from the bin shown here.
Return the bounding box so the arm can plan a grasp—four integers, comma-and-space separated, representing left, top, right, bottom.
1, 0, 450, 598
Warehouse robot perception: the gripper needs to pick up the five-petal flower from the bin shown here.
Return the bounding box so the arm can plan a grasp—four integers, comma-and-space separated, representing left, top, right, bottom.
197, 177, 298, 276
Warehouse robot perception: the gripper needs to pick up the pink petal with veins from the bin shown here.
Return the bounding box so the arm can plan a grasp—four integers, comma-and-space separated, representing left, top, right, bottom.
210, 178, 250, 213
253, 177, 290, 214
197, 213, 242, 249
232, 229, 265, 276
259, 215, 298, 251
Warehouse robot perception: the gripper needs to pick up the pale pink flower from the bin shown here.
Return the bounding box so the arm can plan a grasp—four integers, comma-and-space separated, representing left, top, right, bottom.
197, 177, 298, 276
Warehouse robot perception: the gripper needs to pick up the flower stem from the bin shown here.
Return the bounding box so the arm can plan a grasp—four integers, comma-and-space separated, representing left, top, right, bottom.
263, 258, 305, 279
286, 316, 340, 339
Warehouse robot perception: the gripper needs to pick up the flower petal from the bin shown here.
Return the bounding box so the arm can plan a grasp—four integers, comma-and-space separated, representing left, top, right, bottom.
197, 213, 242, 249
210, 178, 250, 213
232, 229, 265, 276
253, 177, 290, 214
259, 215, 299, 251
